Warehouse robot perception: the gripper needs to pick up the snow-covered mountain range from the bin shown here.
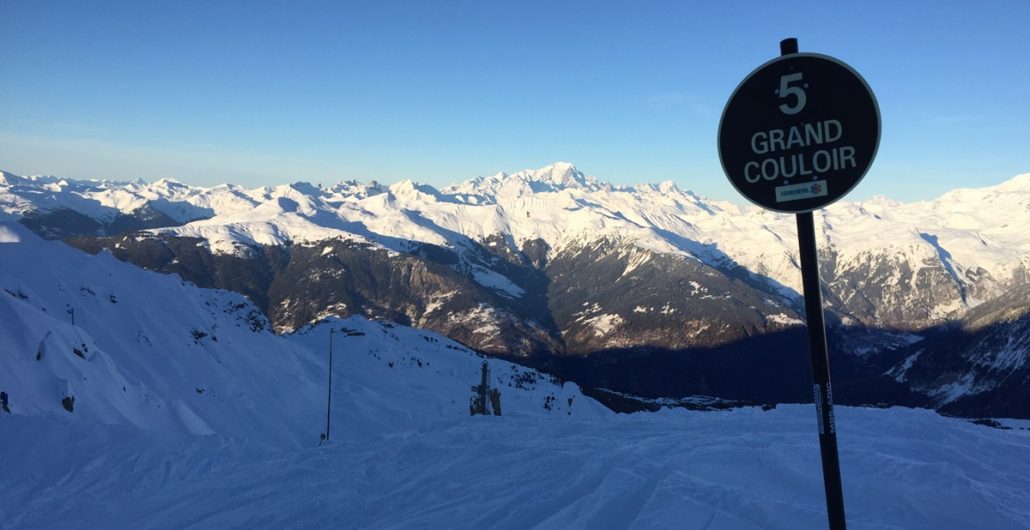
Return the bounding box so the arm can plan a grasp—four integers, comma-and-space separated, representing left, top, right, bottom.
2, 163, 1029, 416
5, 162, 1027, 324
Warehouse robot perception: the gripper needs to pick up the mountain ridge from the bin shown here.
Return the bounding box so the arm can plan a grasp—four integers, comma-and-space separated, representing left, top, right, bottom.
4, 163, 1025, 313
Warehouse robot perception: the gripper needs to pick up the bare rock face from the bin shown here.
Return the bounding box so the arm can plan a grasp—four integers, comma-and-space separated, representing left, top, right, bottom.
546, 239, 800, 354
266, 239, 563, 357
886, 284, 1030, 419
67, 234, 565, 358
823, 248, 966, 328
66, 230, 805, 357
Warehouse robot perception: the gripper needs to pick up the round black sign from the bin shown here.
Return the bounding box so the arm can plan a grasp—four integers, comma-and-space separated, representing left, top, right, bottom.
718, 53, 880, 213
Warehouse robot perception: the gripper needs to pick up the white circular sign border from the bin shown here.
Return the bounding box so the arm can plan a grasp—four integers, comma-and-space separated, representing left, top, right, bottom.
717, 52, 882, 214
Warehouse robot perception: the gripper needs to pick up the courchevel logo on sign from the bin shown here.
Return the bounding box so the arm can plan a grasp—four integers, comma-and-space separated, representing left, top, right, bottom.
776, 180, 828, 202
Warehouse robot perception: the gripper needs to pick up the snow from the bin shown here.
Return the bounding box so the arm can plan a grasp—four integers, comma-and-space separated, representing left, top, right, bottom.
767, 313, 804, 326
583, 313, 624, 336
422, 290, 456, 316
890, 349, 924, 383
0, 224, 19, 243
2, 222, 1030, 528
3, 406, 1030, 529
448, 303, 503, 338
932, 375, 980, 404
470, 265, 525, 298
980, 338, 1027, 371
620, 247, 653, 277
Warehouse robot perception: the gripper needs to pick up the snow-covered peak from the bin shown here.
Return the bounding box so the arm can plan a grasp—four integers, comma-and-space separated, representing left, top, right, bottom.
657, 180, 680, 194
520, 161, 600, 191
388, 179, 445, 203
445, 161, 603, 197
152, 176, 186, 188
996, 172, 1030, 191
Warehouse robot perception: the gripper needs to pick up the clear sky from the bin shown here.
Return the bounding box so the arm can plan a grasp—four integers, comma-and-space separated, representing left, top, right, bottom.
1, 1, 1028, 202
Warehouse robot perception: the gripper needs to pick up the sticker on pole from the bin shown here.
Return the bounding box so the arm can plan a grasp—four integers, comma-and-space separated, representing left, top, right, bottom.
718, 53, 880, 213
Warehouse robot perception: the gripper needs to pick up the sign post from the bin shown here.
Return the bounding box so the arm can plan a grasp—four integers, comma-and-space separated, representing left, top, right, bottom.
718, 37, 880, 530
324, 327, 335, 443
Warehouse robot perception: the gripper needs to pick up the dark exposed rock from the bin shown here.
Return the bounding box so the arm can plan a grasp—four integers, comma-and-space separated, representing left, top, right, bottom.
885, 284, 1030, 419
21, 209, 103, 239
67, 234, 283, 313
547, 239, 801, 354
20, 204, 209, 240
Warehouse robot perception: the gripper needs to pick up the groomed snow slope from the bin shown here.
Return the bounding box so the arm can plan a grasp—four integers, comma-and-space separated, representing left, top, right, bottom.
1, 224, 1030, 528
2, 407, 1029, 529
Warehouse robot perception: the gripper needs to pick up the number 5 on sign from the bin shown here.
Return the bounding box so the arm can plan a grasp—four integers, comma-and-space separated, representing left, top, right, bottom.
779, 73, 806, 115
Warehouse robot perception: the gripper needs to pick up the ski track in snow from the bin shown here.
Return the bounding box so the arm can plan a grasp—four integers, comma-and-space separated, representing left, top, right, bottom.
2, 407, 1030, 529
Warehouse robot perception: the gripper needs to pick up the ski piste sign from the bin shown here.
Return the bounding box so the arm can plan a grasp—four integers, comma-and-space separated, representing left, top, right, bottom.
718, 52, 880, 213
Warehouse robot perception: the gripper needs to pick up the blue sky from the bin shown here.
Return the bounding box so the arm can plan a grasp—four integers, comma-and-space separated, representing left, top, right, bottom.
1, 1, 1028, 202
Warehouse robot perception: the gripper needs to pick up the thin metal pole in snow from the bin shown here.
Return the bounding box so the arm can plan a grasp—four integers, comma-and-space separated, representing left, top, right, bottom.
781, 37, 847, 530
325, 327, 335, 442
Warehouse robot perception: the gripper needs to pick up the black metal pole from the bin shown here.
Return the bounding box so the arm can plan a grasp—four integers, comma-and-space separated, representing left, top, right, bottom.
326, 327, 335, 442
781, 37, 847, 530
